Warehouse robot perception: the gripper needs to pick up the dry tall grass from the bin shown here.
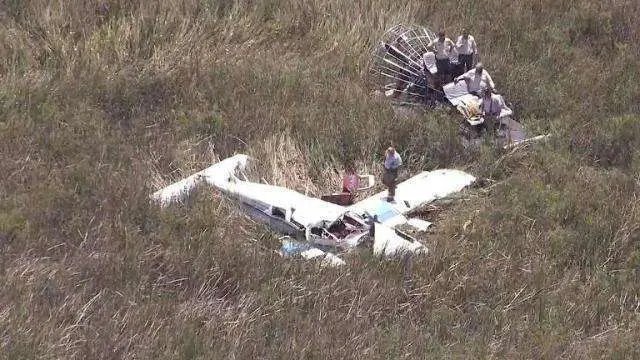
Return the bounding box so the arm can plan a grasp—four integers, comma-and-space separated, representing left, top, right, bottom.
1, 0, 639, 358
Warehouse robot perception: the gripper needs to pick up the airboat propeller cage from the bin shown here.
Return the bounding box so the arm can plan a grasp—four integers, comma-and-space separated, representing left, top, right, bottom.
369, 24, 442, 105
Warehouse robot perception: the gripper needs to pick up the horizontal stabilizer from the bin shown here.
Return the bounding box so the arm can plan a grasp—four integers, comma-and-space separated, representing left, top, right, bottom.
150, 154, 249, 206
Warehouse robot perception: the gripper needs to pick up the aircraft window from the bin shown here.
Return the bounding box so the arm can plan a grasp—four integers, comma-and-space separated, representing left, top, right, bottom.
248, 199, 270, 212
372, 201, 401, 223
272, 207, 286, 219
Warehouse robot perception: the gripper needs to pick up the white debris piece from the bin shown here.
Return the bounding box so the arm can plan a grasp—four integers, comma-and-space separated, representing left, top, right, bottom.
322, 253, 347, 267
406, 218, 432, 231
300, 248, 326, 260
373, 223, 426, 258
282, 239, 346, 267
503, 134, 551, 150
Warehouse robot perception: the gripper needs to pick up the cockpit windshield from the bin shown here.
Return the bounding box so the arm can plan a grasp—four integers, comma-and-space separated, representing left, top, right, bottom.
365, 201, 402, 223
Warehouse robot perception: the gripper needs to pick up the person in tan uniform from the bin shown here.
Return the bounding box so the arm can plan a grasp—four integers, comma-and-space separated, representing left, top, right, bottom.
382, 147, 402, 202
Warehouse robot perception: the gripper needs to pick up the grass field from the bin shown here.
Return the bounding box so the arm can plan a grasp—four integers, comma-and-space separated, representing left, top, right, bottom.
1, 0, 639, 358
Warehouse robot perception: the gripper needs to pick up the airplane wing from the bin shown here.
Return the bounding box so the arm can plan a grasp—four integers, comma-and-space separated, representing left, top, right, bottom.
348, 169, 476, 227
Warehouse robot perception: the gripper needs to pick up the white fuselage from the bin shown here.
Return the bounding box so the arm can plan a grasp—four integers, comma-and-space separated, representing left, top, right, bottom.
150, 154, 371, 249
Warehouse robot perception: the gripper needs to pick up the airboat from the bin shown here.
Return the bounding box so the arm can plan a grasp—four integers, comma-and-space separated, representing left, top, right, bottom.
368, 24, 540, 147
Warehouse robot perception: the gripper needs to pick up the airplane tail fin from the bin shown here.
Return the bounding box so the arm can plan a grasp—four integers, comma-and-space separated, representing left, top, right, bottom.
150, 154, 249, 206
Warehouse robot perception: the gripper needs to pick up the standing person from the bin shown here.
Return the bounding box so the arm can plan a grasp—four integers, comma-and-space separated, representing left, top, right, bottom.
456, 28, 478, 72
426, 30, 455, 84
342, 165, 359, 193
382, 146, 402, 202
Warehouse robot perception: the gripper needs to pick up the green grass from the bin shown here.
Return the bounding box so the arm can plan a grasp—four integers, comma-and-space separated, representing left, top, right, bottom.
0, 0, 639, 358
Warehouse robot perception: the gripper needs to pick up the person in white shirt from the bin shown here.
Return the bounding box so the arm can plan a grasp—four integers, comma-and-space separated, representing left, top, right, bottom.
456, 29, 478, 72
454, 63, 495, 95
426, 30, 455, 82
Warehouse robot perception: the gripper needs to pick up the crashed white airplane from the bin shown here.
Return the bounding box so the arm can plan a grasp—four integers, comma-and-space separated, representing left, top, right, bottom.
151, 154, 475, 266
